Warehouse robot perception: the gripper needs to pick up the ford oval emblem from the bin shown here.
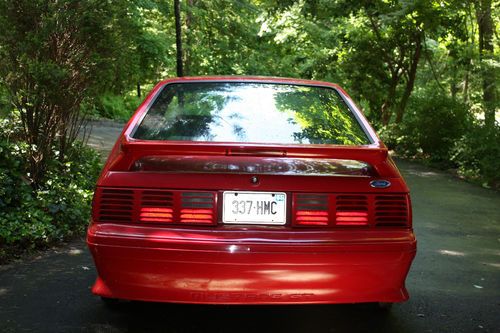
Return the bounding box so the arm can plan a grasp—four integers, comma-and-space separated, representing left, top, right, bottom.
370, 180, 391, 188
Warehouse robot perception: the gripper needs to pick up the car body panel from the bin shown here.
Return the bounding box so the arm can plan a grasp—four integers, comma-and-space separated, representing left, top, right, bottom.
87, 76, 416, 305
88, 223, 415, 304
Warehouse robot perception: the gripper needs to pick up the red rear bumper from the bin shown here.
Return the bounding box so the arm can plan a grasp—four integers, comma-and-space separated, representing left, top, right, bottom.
87, 223, 416, 304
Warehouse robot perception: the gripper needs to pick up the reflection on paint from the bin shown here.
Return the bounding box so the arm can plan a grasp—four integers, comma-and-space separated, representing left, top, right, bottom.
133, 156, 372, 177
258, 269, 336, 282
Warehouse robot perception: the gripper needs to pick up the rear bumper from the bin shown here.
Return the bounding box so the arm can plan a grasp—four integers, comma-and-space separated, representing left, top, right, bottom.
87, 223, 416, 304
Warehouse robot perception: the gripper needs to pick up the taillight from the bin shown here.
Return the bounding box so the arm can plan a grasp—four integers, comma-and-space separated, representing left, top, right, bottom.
335, 211, 369, 226
139, 190, 174, 223
292, 193, 410, 228
295, 211, 329, 225
335, 195, 369, 226
374, 195, 409, 227
93, 188, 410, 228
293, 194, 330, 226
180, 192, 216, 224
95, 189, 134, 223
139, 207, 174, 223
93, 188, 217, 226
180, 209, 214, 223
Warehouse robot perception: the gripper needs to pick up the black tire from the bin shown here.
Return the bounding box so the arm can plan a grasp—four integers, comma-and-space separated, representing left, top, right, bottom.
100, 296, 120, 308
377, 302, 393, 311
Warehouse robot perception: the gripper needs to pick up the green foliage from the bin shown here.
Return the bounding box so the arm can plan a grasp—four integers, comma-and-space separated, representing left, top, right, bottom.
393, 92, 469, 165
0, 0, 171, 187
181, 0, 272, 76
379, 88, 499, 188
0, 84, 8, 116
451, 125, 500, 187
0, 117, 101, 262
92, 93, 143, 121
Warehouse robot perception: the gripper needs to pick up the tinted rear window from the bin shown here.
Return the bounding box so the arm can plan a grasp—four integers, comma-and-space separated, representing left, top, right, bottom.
133, 82, 371, 145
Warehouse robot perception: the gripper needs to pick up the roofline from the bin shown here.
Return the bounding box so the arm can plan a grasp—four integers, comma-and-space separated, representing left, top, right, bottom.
158, 75, 343, 90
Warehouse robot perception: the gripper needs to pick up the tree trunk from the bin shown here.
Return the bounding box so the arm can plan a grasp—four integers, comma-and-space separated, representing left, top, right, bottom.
381, 70, 400, 125
476, 0, 496, 127
184, 0, 194, 76
463, 70, 469, 103
174, 0, 183, 77
396, 33, 422, 124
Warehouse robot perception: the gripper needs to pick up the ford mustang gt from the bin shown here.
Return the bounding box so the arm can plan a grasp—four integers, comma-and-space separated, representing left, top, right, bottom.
87, 76, 416, 306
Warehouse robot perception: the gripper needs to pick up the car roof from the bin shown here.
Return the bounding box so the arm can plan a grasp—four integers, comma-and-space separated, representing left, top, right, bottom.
158, 75, 343, 90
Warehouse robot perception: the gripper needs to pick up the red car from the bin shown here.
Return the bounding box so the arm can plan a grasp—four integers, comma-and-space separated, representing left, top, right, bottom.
87, 76, 416, 306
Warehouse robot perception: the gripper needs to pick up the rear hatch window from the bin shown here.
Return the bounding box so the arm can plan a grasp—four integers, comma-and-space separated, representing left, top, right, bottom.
132, 82, 371, 145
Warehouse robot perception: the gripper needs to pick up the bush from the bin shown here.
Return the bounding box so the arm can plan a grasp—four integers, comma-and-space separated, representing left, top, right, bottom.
380, 92, 470, 166
451, 124, 500, 188
407, 93, 468, 163
0, 117, 102, 262
379, 90, 499, 188
90, 92, 142, 121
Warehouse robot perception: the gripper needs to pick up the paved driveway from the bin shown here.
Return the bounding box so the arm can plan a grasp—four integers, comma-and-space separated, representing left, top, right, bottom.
1, 123, 499, 333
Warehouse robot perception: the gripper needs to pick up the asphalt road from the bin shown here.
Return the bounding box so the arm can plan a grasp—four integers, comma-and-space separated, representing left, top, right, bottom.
1, 122, 499, 333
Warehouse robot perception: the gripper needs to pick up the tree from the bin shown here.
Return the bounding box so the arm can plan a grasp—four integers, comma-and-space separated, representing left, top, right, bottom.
0, 0, 163, 188
256, 1, 433, 124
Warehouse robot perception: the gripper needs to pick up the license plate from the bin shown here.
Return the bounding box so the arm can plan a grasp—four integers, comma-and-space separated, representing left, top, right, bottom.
222, 191, 287, 225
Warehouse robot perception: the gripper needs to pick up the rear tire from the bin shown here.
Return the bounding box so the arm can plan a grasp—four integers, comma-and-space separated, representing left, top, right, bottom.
377, 302, 393, 311
100, 296, 120, 308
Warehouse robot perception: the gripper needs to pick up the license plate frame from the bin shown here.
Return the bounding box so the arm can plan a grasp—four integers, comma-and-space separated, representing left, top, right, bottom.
222, 191, 287, 225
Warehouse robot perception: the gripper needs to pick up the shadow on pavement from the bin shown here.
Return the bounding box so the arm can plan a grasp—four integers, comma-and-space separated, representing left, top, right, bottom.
84, 300, 412, 333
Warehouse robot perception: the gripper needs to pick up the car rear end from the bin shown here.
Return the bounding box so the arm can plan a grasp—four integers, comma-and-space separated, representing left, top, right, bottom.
87, 77, 416, 304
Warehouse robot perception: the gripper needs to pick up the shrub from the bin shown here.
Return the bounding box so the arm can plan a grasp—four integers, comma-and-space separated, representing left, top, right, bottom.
451, 124, 500, 188
378, 122, 418, 157
379, 90, 499, 188
92, 92, 142, 121
0, 117, 101, 262
379, 92, 470, 167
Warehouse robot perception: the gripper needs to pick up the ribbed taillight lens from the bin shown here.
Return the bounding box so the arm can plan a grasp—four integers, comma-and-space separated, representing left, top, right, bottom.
93, 188, 217, 226
180, 192, 216, 224
139, 190, 174, 223
139, 207, 174, 223
95, 189, 134, 223
335, 195, 369, 226
293, 194, 330, 226
180, 209, 214, 224
335, 211, 369, 226
374, 195, 409, 227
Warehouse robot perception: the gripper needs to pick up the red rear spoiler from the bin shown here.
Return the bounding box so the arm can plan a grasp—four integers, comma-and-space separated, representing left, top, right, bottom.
103, 140, 399, 178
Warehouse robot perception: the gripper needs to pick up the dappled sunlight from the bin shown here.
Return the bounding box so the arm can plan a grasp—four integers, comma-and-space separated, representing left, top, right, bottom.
405, 169, 441, 178
487, 249, 500, 256
482, 262, 500, 269
68, 248, 83, 255
438, 249, 466, 257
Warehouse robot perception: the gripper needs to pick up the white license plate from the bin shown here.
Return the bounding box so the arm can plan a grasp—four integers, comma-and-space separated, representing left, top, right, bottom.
222, 191, 287, 225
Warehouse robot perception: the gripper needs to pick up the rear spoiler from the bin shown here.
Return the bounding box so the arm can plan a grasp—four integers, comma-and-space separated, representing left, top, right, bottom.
103, 140, 399, 178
